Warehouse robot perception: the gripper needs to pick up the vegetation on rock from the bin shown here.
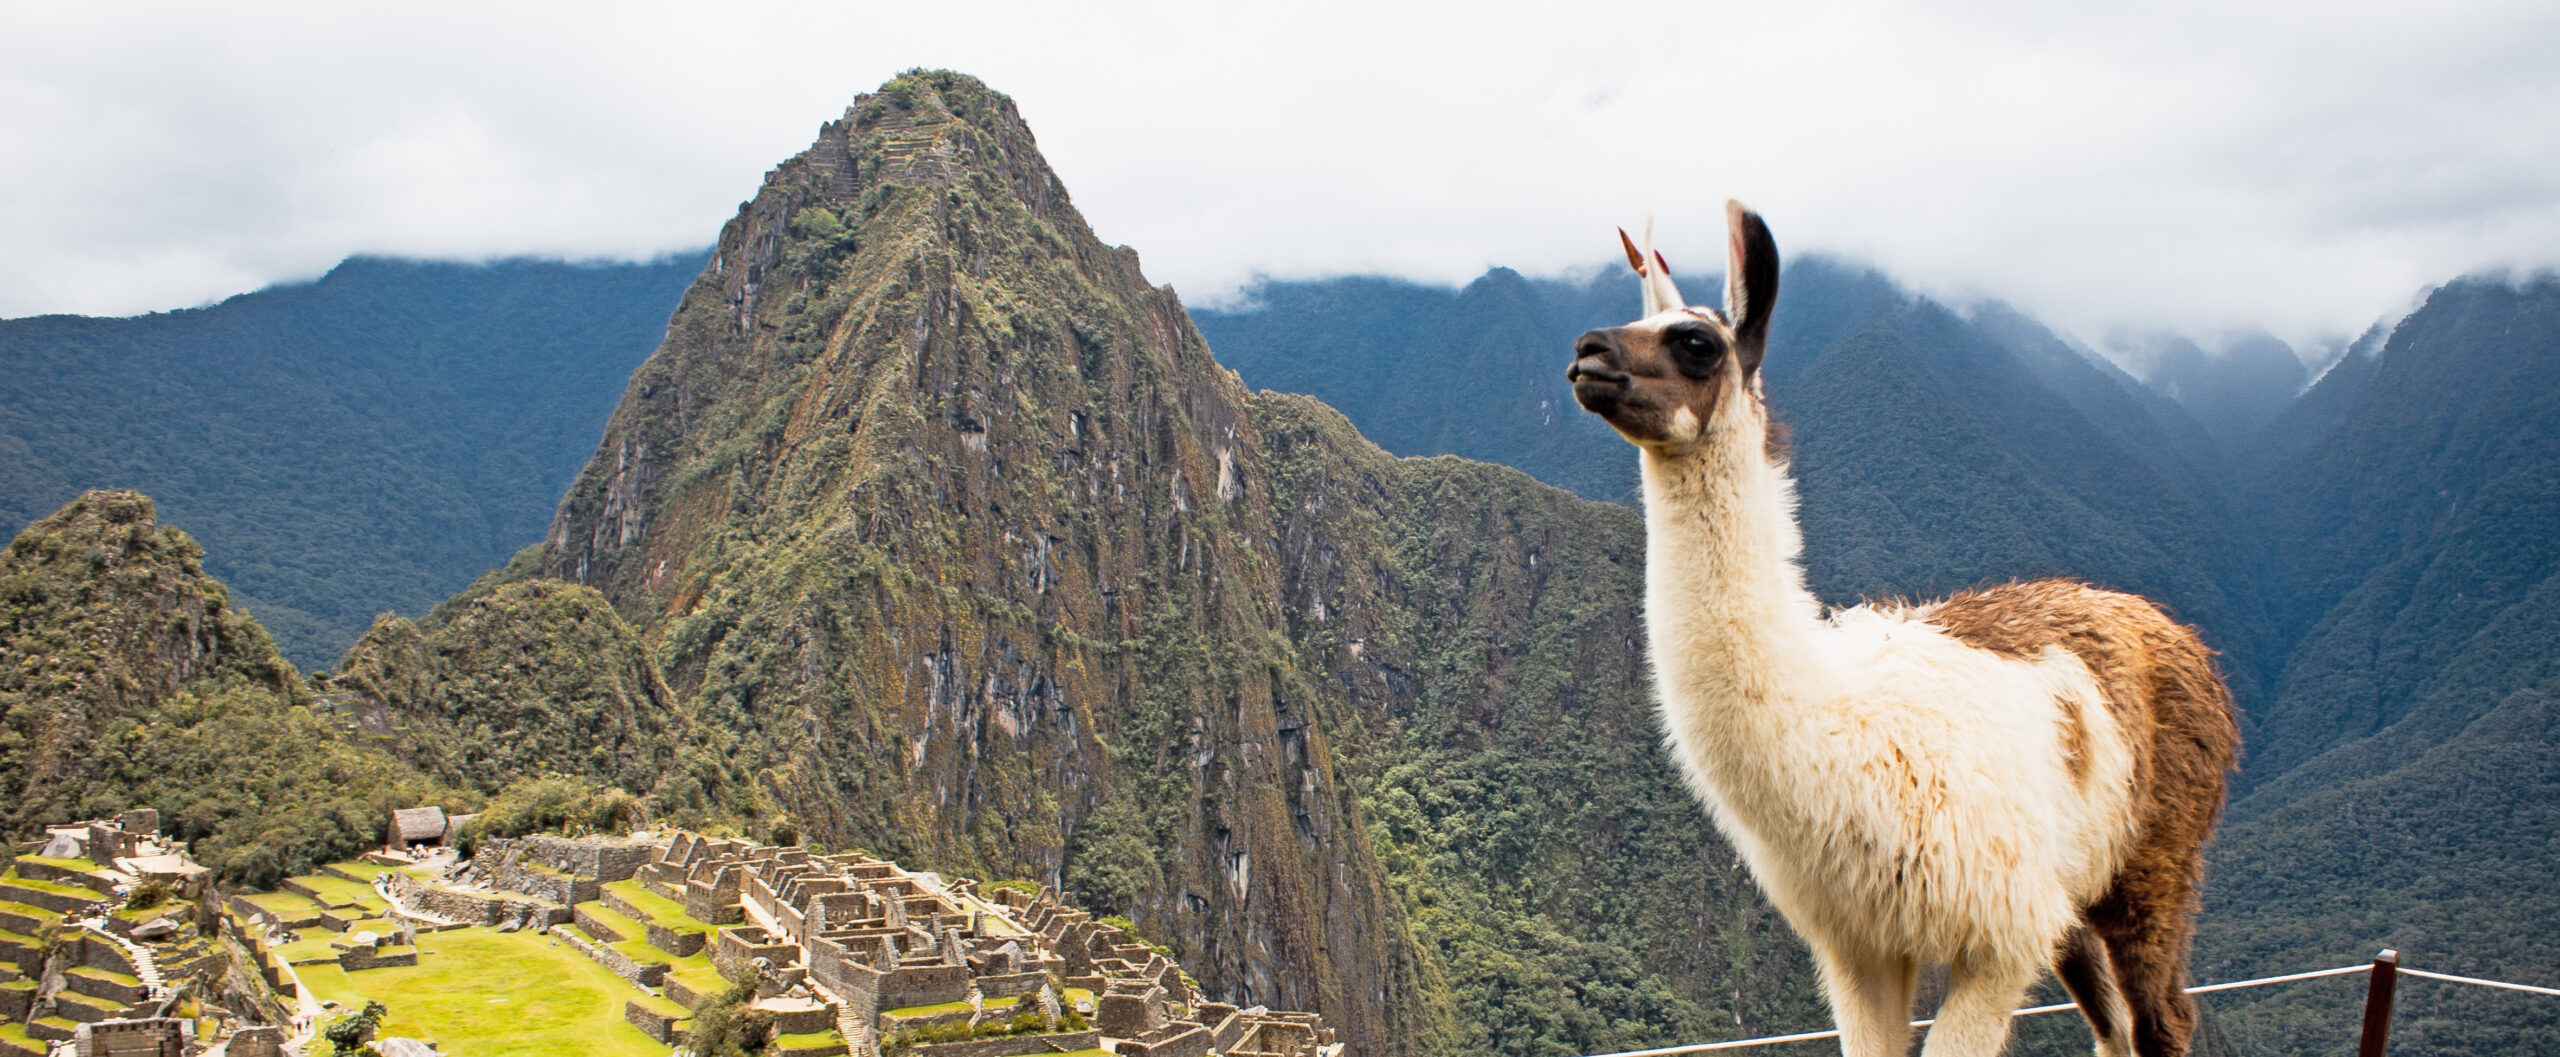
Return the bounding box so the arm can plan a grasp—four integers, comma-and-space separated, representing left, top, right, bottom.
0, 490, 442, 886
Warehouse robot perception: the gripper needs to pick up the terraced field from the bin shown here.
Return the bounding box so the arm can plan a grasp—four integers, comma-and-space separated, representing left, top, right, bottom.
294, 926, 670, 1057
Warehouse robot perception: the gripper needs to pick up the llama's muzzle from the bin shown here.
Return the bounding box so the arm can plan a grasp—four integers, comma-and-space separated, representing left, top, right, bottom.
1569, 329, 1630, 413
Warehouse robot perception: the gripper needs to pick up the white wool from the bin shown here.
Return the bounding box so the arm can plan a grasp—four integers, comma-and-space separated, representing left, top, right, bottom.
1635, 368, 2140, 1057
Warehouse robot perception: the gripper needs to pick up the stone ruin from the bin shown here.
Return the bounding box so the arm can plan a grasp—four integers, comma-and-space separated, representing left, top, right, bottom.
633, 832, 1344, 1056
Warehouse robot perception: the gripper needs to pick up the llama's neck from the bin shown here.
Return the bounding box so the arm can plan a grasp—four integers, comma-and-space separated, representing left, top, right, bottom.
1639, 427, 1827, 767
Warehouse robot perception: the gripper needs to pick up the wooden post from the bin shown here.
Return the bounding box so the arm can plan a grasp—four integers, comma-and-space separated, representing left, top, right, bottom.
2357, 948, 2400, 1057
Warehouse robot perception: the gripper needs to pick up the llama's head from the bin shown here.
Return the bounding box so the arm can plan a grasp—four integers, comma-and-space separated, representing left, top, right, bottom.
1568, 200, 1780, 453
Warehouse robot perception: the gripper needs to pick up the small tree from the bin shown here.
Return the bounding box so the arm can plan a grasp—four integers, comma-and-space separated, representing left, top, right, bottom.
324, 1000, 386, 1055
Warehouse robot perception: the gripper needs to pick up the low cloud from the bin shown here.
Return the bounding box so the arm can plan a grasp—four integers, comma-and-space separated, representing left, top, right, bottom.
5, 0, 2555, 346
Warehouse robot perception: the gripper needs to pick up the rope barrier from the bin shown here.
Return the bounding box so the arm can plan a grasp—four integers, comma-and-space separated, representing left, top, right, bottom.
2399, 967, 2560, 999
1576, 963, 2374, 1057
1576, 958, 2560, 1057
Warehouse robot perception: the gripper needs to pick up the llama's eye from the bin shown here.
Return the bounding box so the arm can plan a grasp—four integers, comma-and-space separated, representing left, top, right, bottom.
1683, 334, 1712, 351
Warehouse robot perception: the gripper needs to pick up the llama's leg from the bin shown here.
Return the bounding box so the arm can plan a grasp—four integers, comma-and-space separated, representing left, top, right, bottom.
2087, 872, 2202, 1057
1917, 953, 2036, 1057
1815, 947, 1916, 1057
2054, 923, 2134, 1057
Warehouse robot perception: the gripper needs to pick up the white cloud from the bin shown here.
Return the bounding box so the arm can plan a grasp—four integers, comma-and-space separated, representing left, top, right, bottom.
3, 0, 2555, 345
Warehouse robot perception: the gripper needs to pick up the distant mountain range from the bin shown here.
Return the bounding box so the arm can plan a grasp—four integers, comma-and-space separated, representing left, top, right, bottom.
4, 69, 2556, 1057
1200, 264, 2560, 1054
0, 253, 704, 666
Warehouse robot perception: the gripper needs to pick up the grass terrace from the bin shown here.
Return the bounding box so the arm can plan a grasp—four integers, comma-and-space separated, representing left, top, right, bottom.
1, 870, 101, 902
324, 860, 396, 883
294, 926, 670, 1057
601, 880, 705, 935
237, 890, 326, 920
16, 855, 107, 876
270, 931, 343, 966
289, 873, 385, 910
774, 1029, 847, 1055
882, 995, 1019, 1022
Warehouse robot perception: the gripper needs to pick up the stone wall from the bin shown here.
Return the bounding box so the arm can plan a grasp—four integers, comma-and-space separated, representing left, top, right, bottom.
386, 875, 565, 928
518, 835, 655, 884
574, 906, 628, 944
906, 1029, 1102, 1057
224, 1026, 286, 1057
496, 858, 592, 905
11, 858, 114, 896
762, 1001, 835, 1035
713, 926, 798, 981
646, 921, 707, 958
1114, 1024, 1213, 1057
76, 934, 136, 976
974, 971, 1047, 999
876, 963, 969, 1011
624, 999, 684, 1043
558, 927, 666, 988
337, 945, 419, 972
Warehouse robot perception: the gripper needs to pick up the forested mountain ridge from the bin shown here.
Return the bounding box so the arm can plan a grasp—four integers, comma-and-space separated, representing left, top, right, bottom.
0, 253, 704, 667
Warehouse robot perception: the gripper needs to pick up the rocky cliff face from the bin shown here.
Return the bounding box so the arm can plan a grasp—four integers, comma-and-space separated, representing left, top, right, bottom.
527, 71, 1811, 1055
538, 71, 1429, 1053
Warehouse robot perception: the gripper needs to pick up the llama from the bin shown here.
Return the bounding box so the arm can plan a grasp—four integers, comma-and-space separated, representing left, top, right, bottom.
1565, 203, 2238, 1057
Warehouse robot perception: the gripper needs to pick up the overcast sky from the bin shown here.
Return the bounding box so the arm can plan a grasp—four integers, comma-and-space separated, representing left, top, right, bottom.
5, 1, 2556, 351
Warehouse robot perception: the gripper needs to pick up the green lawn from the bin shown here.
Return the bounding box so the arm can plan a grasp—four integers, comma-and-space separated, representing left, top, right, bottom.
600, 880, 705, 934
17, 856, 105, 876
1, 871, 100, 900
581, 901, 646, 942
883, 995, 1017, 1022
774, 1029, 846, 1055
239, 890, 326, 919
295, 926, 673, 1057
272, 932, 342, 965
326, 861, 395, 882
289, 873, 382, 909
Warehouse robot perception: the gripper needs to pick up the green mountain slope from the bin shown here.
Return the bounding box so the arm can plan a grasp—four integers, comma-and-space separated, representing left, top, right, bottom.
327, 575, 733, 821
0, 254, 704, 667
2193, 277, 2560, 1055
0, 490, 441, 886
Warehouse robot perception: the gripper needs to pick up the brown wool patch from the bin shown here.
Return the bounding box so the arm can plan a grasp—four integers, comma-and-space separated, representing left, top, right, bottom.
1924, 578, 2240, 1057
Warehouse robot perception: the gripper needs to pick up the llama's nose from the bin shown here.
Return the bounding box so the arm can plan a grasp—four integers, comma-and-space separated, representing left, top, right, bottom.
1569, 330, 1628, 385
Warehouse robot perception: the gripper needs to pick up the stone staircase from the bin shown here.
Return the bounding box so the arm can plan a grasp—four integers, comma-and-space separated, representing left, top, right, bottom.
80, 919, 166, 1000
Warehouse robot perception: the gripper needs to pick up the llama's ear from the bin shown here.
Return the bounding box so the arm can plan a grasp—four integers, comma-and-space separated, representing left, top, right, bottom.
1725, 199, 1780, 367
1622, 226, 1686, 316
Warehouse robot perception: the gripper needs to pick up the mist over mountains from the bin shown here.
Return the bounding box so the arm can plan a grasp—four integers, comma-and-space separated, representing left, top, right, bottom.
3, 70, 2556, 1056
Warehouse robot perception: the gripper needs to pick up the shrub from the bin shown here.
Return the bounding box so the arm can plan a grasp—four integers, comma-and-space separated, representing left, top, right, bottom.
124, 880, 171, 911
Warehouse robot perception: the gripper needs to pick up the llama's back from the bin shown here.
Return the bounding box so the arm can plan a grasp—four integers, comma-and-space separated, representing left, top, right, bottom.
1920, 579, 2240, 824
